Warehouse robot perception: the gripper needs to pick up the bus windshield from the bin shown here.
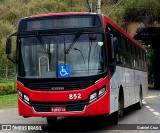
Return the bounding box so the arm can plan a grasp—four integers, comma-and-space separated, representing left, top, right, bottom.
19, 33, 105, 78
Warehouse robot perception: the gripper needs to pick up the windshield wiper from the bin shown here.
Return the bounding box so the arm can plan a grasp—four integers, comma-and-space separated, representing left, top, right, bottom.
65, 31, 82, 54
35, 32, 52, 70
35, 32, 48, 55
74, 47, 87, 70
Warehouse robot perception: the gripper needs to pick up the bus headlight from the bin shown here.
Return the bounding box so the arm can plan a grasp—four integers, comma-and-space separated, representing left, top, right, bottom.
89, 92, 97, 103
18, 90, 23, 99
98, 87, 106, 97
89, 86, 107, 103
17, 90, 30, 105
24, 94, 30, 104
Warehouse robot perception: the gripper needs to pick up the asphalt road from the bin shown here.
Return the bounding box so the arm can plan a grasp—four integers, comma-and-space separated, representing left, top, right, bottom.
0, 89, 160, 133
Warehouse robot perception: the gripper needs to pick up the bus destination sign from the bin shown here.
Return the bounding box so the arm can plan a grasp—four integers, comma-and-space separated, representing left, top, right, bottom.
28, 18, 85, 30
19, 15, 100, 31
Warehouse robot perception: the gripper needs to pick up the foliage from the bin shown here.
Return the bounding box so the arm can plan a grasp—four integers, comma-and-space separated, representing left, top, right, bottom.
0, 81, 16, 95
123, 0, 160, 23
145, 45, 155, 84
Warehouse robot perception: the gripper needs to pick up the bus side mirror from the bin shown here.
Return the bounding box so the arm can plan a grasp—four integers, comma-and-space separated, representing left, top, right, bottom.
5, 32, 17, 63
6, 38, 12, 54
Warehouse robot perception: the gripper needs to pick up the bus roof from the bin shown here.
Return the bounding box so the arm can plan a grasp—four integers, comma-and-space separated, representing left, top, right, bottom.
29, 12, 90, 18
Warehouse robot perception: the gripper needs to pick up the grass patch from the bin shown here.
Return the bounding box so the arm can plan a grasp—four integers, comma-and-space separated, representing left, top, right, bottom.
0, 81, 15, 86
0, 94, 17, 109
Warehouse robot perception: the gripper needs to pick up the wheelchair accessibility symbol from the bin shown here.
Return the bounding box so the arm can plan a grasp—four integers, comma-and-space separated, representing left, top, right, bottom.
58, 64, 70, 77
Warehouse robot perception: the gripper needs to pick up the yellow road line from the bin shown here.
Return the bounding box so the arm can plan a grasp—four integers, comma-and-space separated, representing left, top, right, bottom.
145, 95, 159, 99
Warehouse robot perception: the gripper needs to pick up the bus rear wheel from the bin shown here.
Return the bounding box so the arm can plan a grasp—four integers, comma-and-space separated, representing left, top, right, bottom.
46, 117, 57, 126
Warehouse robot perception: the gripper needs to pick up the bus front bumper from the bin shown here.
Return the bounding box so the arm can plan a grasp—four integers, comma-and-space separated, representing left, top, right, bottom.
18, 93, 109, 117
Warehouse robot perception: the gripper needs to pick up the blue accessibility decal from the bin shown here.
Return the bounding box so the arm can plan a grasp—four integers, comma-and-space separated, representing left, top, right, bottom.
58, 64, 70, 77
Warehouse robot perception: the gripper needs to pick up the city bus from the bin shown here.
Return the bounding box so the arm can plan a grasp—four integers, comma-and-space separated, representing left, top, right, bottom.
6, 12, 148, 125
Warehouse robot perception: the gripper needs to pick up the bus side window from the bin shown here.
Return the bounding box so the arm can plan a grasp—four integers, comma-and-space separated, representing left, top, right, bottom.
107, 33, 114, 63
112, 36, 119, 61
114, 30, 123, 64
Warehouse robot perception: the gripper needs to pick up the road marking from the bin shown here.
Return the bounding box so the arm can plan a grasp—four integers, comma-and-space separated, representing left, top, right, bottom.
145, 95, 159, 99
149, 109, 155, 112
153, 112, 160, 116
146, 106, 151, 109
145, 105, 160, 120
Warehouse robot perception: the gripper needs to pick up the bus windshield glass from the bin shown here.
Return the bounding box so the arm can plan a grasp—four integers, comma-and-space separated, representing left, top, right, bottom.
19, 33, 105, 78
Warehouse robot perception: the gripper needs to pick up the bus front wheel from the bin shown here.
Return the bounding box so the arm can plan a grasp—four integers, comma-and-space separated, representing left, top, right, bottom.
110, 95, 124, 125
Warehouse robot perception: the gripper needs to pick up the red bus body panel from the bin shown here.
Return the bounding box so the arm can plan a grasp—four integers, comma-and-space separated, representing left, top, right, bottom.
30, 12, 89, 18
17, 76, 110, 117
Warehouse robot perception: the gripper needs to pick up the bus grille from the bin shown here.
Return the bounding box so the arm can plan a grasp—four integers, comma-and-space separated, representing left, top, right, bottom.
27, 81, 92, 91
30, 101, 88, 112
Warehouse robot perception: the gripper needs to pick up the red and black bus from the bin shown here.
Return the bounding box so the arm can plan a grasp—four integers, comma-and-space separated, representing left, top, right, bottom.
6, 12, 148, 125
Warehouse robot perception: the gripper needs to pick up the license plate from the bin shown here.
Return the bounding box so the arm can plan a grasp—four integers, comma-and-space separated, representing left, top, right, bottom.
51, 106, 66, 112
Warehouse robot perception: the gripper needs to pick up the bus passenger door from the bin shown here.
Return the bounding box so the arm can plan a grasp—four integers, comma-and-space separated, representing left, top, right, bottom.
106, 33, 116, 77
107, 32, 119, 113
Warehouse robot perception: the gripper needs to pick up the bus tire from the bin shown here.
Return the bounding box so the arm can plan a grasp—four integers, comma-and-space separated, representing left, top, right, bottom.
118, 86, 124, 117
118, 95, 124, 117
46, 117, 57, 126
136, 89, 143, 110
